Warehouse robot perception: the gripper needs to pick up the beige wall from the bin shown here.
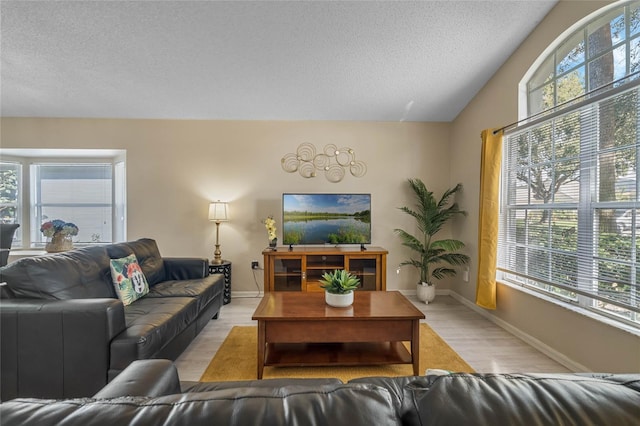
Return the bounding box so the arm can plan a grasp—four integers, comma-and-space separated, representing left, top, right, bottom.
0, 117, 452, 293
450, 0, 639, 372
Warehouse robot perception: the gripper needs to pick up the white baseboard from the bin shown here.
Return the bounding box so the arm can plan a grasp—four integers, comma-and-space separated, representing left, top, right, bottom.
230, 291, 264, 299
398, 288, 449, 297
447, 291, 589, 372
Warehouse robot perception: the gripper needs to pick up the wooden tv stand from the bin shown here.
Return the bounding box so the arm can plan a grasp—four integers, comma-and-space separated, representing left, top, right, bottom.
262, 246, 387, 292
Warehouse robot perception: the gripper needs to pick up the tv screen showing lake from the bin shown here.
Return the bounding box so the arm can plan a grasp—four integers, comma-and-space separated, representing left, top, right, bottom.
282, 194, 371, 244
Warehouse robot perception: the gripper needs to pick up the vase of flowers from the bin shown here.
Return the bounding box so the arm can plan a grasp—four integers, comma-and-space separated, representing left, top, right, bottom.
41, 219, 79, 253
263, 216, 277, 250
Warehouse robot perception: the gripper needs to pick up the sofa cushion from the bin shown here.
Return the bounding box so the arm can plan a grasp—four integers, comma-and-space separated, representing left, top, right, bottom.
0, 384, 400, 426
109, 254, 149, 306
0, 246, 115, 299
106, 239, 166, 286
145, 274, 222, 312
349, 376, 419, 425
109, 297, 199, 371
405, 373, 640, 426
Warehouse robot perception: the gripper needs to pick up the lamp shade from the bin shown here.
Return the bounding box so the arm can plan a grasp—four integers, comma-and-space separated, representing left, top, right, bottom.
208, 202, 229, 222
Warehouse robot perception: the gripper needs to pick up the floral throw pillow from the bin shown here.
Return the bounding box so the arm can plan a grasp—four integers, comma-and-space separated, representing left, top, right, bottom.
109, 253, 149, 306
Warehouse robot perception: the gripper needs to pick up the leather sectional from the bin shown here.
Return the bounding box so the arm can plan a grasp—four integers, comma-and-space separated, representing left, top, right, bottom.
0, 238, 224, 400
1, 359, 638, 425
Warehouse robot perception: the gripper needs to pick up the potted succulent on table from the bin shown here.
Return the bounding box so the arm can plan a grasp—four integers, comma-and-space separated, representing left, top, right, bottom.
319, 269, 361, 307
395, 179, 470, 304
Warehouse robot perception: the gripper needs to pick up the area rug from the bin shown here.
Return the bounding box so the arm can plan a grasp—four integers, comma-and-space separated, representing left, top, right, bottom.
200, 324, 474, 382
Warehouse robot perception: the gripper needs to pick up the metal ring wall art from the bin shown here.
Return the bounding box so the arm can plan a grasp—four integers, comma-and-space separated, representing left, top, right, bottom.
281, 143, 367, 183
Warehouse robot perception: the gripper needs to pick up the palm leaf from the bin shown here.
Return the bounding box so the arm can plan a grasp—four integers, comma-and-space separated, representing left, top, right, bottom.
436, 253, 471, 266
431, 267, 458, 280
394, 229, 426, 253
431, 239, 466, 252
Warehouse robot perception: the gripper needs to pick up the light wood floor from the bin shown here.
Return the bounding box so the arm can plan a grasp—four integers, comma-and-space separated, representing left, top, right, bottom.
174, 293, 572, 381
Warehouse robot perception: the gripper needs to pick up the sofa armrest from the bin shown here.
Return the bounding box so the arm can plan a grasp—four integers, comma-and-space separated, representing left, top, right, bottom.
1, 298, 126, 400
163, 257, 209, 280
93, 359, 181, 398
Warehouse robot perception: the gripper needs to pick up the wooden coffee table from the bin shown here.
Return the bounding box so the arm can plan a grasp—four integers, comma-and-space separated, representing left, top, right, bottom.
251, 291, 425, 379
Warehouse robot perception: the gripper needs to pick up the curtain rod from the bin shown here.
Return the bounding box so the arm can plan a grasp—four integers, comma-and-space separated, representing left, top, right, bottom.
493, 70, 640, 135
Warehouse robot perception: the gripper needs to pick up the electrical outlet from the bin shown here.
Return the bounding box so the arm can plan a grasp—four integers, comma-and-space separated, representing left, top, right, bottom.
251, 261, 259, 270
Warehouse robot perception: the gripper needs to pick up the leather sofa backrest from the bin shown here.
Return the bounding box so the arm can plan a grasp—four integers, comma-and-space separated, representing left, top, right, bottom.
0, 245, 115, 299
0, 239, 166, 299
0, 383, 400, 426
405, 373, 640, 426
106, 238, 166, 286
349, 375, 419, 425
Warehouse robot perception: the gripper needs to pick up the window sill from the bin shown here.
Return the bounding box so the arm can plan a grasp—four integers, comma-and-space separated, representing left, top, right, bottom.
9, 249, 47, 256
7, 250, 47, 263
500, 279, 640, 338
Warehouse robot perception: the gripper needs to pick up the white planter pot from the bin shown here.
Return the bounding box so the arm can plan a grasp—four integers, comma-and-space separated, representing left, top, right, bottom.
416, 283, 436, 304
325, 291, 354, 307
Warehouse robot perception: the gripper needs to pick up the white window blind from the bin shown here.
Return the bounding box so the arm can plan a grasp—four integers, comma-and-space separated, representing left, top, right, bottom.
31, 163, 115, 245
499, 82, 640, 326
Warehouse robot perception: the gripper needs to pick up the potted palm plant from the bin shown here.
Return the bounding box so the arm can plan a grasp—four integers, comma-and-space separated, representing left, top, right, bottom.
319, 269, 361, 307
395, 179, 470, 304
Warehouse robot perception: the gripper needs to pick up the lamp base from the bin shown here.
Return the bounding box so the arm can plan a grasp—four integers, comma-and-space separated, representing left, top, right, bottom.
212, 234, 223, 265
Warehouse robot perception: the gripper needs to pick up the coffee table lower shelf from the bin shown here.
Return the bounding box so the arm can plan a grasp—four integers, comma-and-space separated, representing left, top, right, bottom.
264, 341, 413, 367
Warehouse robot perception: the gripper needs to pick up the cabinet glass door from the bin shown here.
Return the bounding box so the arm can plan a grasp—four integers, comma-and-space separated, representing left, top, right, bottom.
273, 257, 303, 291
348, 257, 378, 290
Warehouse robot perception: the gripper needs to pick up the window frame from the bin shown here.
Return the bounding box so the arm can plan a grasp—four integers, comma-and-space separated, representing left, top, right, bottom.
0, 150, 126, 249
0, 158, 23, 244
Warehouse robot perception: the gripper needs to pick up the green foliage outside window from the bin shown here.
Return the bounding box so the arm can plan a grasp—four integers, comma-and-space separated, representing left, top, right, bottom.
0, 167, 19, 223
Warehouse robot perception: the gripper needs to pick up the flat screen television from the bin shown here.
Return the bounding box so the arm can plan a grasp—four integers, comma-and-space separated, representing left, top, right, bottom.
282, 193, 371, 246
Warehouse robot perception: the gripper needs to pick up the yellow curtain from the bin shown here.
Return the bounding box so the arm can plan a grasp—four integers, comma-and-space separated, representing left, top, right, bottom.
476, 128, 503, 310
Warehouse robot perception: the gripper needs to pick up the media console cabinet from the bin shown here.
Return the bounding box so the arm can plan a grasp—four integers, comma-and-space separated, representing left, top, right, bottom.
262, 246, 387, 292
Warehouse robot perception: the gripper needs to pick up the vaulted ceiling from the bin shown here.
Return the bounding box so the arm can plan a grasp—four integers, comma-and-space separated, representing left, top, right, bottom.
1, 1, 557, 122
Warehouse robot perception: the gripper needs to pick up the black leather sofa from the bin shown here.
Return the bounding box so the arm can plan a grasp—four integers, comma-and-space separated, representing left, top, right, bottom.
0, 239, 224, 401
1, 359, 638, 426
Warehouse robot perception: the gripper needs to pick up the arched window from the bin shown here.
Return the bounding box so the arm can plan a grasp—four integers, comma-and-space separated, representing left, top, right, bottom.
498, 1, 640, 328
526, 1, 640, 116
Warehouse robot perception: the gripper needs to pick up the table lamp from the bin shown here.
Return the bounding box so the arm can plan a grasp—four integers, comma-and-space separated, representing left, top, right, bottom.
208, 201, 229, 264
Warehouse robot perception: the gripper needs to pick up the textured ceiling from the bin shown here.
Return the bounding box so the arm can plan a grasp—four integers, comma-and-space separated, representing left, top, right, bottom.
1, 1, 557, 122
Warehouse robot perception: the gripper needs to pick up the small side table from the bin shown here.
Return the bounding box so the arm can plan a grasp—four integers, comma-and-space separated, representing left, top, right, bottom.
209, 260, 232, 304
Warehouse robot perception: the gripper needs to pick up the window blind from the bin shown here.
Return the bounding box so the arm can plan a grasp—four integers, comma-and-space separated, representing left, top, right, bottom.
499, 81, 640, 325
32, 163, 114, 244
